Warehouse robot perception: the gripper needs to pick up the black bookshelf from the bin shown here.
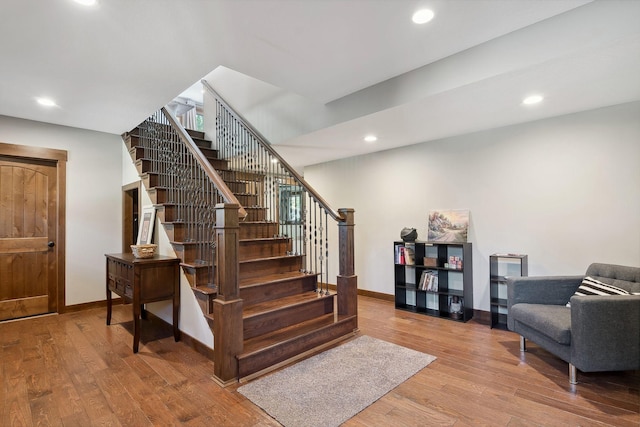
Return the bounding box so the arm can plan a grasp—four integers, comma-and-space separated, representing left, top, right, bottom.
394, 241, 473, 322
489, 254, 528, 329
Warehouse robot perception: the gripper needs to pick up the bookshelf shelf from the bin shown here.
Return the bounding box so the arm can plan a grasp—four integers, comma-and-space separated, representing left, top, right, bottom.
394, 241, 473, 322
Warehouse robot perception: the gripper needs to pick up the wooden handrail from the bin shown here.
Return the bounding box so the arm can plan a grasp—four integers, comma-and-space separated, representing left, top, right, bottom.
201, 80, 344, 223
161, 107, 248, 220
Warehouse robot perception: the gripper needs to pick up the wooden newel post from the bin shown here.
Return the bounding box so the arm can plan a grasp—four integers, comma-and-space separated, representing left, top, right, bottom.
212, 203, 243, 386
337, 208, 357, 322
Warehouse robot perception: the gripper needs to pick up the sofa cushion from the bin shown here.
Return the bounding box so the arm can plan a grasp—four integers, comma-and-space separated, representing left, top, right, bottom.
566, 276, 629, 307
510, 304, 572, 345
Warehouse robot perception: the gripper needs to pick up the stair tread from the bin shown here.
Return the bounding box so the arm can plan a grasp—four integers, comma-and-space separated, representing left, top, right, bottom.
239, 270, 314, 288
239, 236, 290, 243
192, 285, 217, 295
239, 254, 301, 264
243, 290, 334, 318
180, 261, 211, 269
240, 313, 336, 356
240, 220, 277, 224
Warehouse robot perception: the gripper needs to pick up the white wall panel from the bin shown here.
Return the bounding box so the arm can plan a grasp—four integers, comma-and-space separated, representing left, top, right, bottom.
304, 102, 640, 311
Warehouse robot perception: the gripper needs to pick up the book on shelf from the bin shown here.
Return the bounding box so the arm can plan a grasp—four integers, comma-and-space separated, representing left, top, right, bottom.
418, 270, 439, 291
427, 274, 439, 292
418, 271, 428, 290
395, 245, 405, 264
404, 243, 415, 265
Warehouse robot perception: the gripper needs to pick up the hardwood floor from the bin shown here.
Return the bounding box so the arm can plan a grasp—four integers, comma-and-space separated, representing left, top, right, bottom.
1, 296, 638, 426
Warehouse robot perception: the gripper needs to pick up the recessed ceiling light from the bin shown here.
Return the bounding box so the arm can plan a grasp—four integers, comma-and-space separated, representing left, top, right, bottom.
522, 94, 544, 105
74, 0, 97, 5
364, 135, 377, 143
36, 97, 57, 107
412, 9, 435, 24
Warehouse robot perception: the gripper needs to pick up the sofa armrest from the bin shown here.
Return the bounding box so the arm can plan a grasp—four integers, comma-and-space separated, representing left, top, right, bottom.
570, 294, 640, 372
506, 276, 582, 331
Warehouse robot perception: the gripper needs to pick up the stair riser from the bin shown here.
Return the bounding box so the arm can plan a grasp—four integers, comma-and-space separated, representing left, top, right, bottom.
129, 125, 204, 140
173, 245, 197, 265
126, 135, 141, 150
244, 297, 334, 340
162, 223, 179, 242
235, 194, 259, 206
240, 256, 302, 280
133, 146, 220, 165
135, 159, 151, 175
129, 146, 144, 161
135, 157, 228, 177
238, 316, 358, 378
187, 129, 205, 140
219, 171, 265, 183
156, 205, 175, 223
239, 223, 279, 239
223, 181, 248, 193
148, 188, 167, 205
193, 290, 214, 315
141, 173, 159, 189
193, 138, 212, 149
182, 265, 213, 288
244, 208, 267, 222
208, 158, 229, 170
239, 239, 290, 261
240, 274, 317, 307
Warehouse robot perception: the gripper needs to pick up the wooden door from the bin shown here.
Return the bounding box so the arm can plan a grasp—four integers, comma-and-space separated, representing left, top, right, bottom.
0, 156, 58, 320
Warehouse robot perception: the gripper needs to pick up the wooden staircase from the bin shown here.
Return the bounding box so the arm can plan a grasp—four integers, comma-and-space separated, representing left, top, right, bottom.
124, 124, 357, 381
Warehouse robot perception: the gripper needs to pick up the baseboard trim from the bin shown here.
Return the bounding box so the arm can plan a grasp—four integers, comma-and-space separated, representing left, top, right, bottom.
328, 285, 493, 325
326, 284, 395, 302
63, 298, 124, 313
472, 309, 491, 326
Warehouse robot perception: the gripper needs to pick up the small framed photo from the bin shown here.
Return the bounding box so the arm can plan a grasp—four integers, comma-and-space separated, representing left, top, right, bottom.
137, 205, 156, 245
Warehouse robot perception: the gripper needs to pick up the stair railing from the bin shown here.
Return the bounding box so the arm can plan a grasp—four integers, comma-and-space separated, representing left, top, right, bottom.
202, 80, 353, 293
134, 108, 246, 288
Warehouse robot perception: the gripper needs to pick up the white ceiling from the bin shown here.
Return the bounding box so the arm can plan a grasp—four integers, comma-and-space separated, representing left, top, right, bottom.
1, 0, 639, 169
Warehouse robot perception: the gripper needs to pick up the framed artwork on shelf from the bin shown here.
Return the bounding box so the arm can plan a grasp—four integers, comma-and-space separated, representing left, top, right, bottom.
137, 205, 156, 245
428, 209, 469, 243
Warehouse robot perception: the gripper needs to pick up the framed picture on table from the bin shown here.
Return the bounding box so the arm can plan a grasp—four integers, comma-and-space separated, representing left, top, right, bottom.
137, 205, 156, 245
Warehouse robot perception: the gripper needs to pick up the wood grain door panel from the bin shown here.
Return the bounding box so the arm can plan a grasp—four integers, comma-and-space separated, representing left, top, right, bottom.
0, 158, 57, 320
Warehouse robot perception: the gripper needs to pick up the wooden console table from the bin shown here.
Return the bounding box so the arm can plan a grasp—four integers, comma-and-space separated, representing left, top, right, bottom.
105, 253, 181, 353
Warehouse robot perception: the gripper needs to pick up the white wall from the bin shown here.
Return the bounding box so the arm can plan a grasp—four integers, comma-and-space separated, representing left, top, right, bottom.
304, 102, 640, 311
0, 115, 122, 306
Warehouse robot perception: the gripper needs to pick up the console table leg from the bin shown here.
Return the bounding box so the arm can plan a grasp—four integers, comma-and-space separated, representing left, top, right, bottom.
173, 296, 180, 342
106, 289, 112, 326
133, 306, 141, 353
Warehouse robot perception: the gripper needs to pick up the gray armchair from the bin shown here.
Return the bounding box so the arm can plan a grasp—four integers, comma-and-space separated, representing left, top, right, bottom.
507, 263, 640, 384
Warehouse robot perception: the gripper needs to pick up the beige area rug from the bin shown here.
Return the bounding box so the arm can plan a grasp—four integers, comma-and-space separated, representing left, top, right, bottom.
237, 335, 436, 427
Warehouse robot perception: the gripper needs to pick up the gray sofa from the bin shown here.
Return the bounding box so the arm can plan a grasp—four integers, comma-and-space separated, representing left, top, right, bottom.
507, 263, 640, 384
